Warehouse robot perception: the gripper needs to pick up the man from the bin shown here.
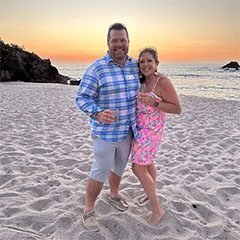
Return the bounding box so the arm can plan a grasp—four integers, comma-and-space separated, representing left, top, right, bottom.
75, 23, 139, 231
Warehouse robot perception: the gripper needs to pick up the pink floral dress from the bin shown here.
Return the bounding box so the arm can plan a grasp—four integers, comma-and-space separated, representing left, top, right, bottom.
131, 77, 166, 166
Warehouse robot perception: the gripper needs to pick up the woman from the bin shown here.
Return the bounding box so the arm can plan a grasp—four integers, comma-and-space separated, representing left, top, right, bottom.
131, 47, 181, 225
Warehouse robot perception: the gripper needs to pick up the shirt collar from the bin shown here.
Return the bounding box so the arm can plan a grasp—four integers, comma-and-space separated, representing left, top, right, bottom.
105, 51, 132, 66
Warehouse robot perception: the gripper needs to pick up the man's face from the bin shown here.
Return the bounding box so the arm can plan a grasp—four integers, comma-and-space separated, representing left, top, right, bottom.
108, 29, 129, 65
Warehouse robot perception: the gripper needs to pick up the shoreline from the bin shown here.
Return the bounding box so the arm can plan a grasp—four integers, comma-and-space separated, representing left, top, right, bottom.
0, 82, 239, 240
1, 81, 240, 102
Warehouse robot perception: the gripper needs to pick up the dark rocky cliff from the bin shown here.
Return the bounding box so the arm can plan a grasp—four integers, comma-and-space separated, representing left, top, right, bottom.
0, 40, 70, 83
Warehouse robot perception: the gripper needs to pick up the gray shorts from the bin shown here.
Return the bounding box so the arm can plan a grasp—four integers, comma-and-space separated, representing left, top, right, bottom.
90, 130, 133, 183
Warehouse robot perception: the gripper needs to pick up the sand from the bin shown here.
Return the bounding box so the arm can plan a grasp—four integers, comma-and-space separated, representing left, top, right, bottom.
0, 82, 239, 240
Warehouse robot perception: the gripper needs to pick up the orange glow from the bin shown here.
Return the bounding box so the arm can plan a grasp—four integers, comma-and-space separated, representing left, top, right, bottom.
155, 48, 239, 62
1, 0, 239, 63
40, 48, 239, 63
45, 52, 101, 63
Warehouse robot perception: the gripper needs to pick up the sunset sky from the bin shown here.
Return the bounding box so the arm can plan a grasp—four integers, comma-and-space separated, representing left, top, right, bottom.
1, 0, 239, 63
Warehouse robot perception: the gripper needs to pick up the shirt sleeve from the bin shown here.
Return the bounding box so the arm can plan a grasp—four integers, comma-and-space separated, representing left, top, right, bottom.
75, 68, 102, 117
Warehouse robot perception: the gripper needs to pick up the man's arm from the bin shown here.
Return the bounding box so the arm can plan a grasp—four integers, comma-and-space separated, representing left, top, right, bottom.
75, 71, 102, 118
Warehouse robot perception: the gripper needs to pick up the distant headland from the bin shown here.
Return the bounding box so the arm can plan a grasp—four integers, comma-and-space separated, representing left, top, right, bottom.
0, 39, 70, 84
221, 61, 239, 70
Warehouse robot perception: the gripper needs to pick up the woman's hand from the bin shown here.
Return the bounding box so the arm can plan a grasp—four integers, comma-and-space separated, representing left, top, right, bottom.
138, 92, 155, 106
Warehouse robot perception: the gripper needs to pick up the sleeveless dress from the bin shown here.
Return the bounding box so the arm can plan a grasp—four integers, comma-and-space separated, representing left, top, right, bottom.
131, 76, 166, 166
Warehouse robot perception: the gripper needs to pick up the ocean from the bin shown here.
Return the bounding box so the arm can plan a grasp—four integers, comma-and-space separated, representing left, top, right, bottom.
54, 62, 240, 101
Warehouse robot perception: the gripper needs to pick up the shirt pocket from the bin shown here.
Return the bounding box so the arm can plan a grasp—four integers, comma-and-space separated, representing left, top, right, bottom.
127, 76, 140, 98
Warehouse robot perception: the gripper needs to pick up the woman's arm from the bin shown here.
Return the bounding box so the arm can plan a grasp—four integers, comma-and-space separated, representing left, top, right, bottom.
157, 76, 181, 114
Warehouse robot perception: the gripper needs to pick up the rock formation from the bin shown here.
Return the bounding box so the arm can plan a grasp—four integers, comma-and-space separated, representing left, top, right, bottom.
68, 79, 81, 85
222, 61, 239, 70
0, 40, 70, 83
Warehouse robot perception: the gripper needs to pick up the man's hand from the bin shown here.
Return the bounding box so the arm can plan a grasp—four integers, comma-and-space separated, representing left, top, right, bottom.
98, 109, 117, 124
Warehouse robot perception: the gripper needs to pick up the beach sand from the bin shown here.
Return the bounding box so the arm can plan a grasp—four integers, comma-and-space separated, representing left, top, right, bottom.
0, 82, 239, 240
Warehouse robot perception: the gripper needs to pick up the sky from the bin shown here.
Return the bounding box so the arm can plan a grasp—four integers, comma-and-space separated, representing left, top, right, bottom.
1, 0, 240, 63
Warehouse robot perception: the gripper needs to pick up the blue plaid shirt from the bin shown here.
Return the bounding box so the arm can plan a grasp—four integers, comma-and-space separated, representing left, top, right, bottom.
75, 52, 140, 142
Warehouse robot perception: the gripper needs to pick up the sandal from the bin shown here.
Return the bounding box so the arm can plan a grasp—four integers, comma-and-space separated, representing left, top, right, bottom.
107, 195, 128, 211
134, 194, 149, 206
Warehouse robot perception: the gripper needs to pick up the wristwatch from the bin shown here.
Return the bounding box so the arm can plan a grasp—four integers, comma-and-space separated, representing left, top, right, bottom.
91, 112, 101, 122
153, 100, 159, 107
153, 96, 163, 107
150, 92, 163, 107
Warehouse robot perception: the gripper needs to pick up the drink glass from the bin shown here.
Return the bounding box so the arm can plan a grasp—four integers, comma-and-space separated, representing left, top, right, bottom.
111, 109, 119, 122
140, 83, 146, 93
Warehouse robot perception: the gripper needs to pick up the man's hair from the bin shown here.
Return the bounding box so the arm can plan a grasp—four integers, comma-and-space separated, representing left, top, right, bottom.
107, 23, 129, 42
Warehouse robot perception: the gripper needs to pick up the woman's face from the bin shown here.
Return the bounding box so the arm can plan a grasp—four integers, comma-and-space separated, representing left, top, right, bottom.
139, 52, 158, 77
